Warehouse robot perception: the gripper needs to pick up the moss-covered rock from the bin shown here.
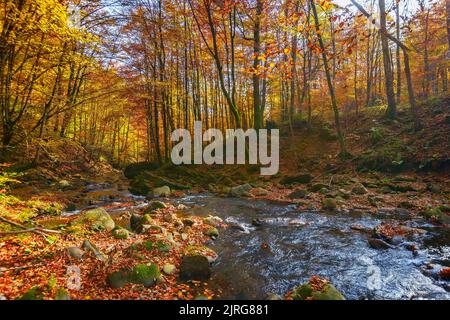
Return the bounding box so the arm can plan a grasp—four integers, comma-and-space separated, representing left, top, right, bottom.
129, 263, 161, 287
204, 227, 219, 238
309, 183, 329, 192
281, 174, 313, 185
152, 186, 171, 197
179, 255, 211, 281
71, 208, 115, 232
288, 280, 345, 300
112, 227, 130, 240
17, 286, 44, 300
108, 270, 130, 289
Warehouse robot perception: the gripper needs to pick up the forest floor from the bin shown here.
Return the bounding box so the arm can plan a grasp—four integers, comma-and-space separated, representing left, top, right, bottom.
0, 97, 449, 300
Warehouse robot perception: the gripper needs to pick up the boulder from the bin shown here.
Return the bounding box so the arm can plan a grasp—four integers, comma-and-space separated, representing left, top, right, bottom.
66, 247, 85, 260
163, 264, 176, 275
71, 208, 115, 232
287, 278, 345, 300
145, 201, 167, 212
112, 227, 130, 240
368, 238, 393, 250
108, 270, 130, 289
179, 255, 211, 280
129, 264, 161, 287
250, 187, 269, 196
287, 189, 308, 199
203, 215, 223, 227
152, 186, 171, 197
230, 184, 252, 197
204, 227, 219, 238
82, 240, 107, 261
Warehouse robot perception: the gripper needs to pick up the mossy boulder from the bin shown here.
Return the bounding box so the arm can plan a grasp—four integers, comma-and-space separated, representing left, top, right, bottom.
152, 186, 171, 197
124, 162, 159, 179
288, 282, 345, 300
145, 201, 167, 212
129, 175, 151, 196
422, 208, 450, 224
17, 286, 44, 300
71, 208, 115, 232
185, 245, 218, 263
129, 263, 161, 287
230, 184, 252, 197
112, 227, 130, 240
203, 215, 223, 227
179, 255, 211, 281
287, 189, 308, 199
163, 264, 176, 275
108, 270, 130, 289
204, 227, 219, 238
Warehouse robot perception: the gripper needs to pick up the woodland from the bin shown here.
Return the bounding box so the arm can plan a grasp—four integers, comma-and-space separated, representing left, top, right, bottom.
0, 0, 448, 300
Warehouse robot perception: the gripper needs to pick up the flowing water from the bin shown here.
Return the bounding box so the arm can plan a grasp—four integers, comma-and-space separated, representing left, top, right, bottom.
61, 183, 450, 300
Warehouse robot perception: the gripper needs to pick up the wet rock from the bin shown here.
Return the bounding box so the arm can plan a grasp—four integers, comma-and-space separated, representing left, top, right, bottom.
152, 186, 171, 197
179, 255, 212, 280
204, 227, 219, 238
287, 189, 308, 199
66, 247, 85, 260
350, 225, 372, 234
163, 264, 176, 275
71, 208, 115, 232
230, 184, 252, 197
228, 222, 246, 232
185, 245, 218, 263
112, 227, 130, 240
146, 200, 167, 212
130, 214, 144, 233
368, 238, 393, 250
252, 218, 264, 226
352, 183, 368, 195
203, 215, 223, 227
287, 278, 345, 300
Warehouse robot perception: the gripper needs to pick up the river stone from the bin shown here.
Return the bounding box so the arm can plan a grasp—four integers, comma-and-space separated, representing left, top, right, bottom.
163, 264, 176, 275
66, 247, 85, 260
287, 189, 308, 199
368, 238, 393, 250
82, 240, 107, 261
204, 227, 219, 238
152, 186, 171, 197
146, 200, 168, 212
112, 227, 130, 240
108, 270, 129, 289
288, 283, 345, 300
266, 293, 282, 300
203, 215, 223, 227
179, 255, 211, 280
182, 218, 195, 227
72, 208, 115, 232
230, 184, 252, 197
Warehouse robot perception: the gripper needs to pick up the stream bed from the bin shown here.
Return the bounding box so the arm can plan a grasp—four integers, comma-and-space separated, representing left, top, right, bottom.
62, 183, 450, 300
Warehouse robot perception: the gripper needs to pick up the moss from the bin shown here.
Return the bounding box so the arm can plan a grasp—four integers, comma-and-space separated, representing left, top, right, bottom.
129, 263, 160, 287
156, 241, 171, 252
17, 286, 44, 300
288, 283, 345, 300
112, 227, 130, 239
